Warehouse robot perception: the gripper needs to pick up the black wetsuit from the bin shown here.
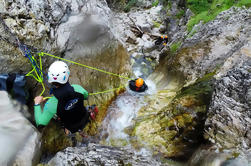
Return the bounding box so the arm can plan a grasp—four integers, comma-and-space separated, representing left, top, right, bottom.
155, 36, 168, 46
52, 82, 89, 133
129, 79, 148, 92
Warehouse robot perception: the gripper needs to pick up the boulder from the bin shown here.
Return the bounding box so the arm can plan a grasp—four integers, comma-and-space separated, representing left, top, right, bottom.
0, 91, 41, 166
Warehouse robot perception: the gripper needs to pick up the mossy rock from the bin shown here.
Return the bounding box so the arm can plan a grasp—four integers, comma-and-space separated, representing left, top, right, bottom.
40, 121, 72, 157
132, 72, 215, 159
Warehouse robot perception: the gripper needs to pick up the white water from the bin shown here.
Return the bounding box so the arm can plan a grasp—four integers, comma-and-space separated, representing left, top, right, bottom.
100, 78, 156, 147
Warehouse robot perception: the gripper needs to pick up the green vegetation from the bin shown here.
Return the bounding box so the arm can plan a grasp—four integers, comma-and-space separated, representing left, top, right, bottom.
187, 0, 211, 14
236, 0, 251, 7
187, 29, 197, 38
170, 41, 182, 54
152, 0, 159, 7
124, 0, 137, 12
176, 9, 185, 19
187, 0, 251, 32
153, 21, 161, 28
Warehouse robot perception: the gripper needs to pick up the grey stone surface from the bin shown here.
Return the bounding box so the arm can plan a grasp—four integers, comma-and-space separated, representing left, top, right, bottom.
205, 63, 251, 150
180, 7, 251, 83
0, 91, 41, 166
48, 143, 162, 166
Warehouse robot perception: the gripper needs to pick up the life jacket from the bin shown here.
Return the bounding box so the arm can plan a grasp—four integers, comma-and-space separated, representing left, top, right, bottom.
51, 82, 89, 133
0, 73, 28, 104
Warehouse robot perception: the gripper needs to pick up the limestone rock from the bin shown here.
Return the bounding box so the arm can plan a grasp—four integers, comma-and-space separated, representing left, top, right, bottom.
205, 64, 251, 150
14, 131, 41, 166
135, 6, 251, 159
180, 7, 251, 84
155, 7, 250, 86
48, 143, 162, 166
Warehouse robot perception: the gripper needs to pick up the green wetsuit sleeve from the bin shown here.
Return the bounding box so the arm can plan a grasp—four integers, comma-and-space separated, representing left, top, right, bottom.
34, 97, 58, 126
72, 84, 89, 100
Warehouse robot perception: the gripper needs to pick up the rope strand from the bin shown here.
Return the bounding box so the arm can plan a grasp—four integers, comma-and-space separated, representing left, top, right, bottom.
25, 51, 130, 97
41, 52, 132, 80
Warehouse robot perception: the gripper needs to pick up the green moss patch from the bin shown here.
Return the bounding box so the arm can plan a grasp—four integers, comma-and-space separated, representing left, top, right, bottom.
170, 41, 182, 54
152, 0, 159, 7
153, 21, 161, 28
124, 0, 138, 12
176, 9, 185, 19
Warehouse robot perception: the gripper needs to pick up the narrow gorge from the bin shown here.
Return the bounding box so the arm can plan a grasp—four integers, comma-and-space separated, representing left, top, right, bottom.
0, 0, 250, 166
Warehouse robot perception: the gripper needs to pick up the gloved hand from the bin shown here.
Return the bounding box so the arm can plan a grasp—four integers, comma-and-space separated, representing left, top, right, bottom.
34, 96, 45, 105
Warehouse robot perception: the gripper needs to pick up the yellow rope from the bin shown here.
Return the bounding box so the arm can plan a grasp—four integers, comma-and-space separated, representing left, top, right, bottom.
89, 85, 125, 95
26, 51, 131, 97
41, 52, 132, 80
43, 85, 125, 100
25, 53, 45, 96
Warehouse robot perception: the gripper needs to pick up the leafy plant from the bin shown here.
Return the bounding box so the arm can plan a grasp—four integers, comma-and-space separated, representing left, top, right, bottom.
152, 0, 159, 7
170, 41, 182, 54
124, 0, 138, 12
187, 0, 211, 14
153, 21, 161, 28
186, 29, 198, 38
176, 9, 185, 19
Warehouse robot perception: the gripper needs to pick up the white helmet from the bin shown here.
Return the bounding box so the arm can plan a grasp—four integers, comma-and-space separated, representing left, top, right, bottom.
48, 61, 70, 84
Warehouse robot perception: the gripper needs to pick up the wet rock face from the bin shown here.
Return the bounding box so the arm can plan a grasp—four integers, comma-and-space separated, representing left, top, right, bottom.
133, 73, 214, 159
205, 64, 251, 150
48, 143, 161, 166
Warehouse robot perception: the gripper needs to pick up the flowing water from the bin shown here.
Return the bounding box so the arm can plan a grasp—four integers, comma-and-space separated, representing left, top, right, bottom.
98, 57, 251, 166
99, 78, 156, 146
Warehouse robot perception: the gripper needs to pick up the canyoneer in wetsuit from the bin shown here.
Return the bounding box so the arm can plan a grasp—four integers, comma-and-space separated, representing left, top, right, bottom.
33, 61, 91, 135
129, 78, 148, 92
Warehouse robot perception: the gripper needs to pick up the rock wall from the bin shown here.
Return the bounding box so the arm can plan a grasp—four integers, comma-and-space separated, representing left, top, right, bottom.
130, 6, 251, 158
168, 7, 251, 85
205, 63, 251, 150
0, 0, 131, 96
